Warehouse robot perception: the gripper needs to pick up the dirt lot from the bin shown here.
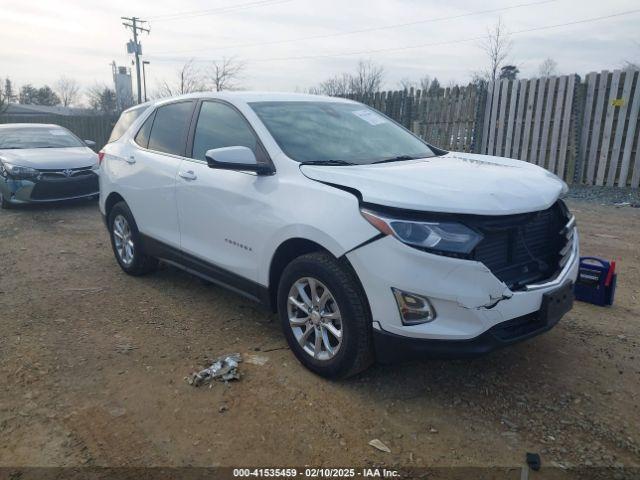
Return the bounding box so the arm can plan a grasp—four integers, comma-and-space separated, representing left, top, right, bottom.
0, 199, 639, 473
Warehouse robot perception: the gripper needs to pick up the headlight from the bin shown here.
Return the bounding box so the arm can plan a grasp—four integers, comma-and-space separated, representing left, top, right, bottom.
361, 208, 483, 255
0, 161, 40, 180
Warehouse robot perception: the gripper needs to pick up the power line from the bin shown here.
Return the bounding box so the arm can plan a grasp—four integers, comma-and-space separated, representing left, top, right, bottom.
241, 8, 640, 63
152, 0, 557, 56
148, 0, 293, 22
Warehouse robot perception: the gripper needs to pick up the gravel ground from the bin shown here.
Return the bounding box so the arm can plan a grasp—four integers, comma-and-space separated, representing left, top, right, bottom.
567, 185, 640, 207
0, 198, 638, 477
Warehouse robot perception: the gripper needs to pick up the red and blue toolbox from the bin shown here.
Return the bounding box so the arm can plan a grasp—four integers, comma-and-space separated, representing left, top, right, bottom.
574, 257, 617, 306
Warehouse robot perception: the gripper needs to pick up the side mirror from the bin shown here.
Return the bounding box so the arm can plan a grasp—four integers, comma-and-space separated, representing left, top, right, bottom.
205, 146, 273, 175
84, 140, 96, 148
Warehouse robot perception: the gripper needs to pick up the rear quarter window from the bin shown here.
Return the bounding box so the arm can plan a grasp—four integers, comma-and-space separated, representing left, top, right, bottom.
108, 106, 148, 143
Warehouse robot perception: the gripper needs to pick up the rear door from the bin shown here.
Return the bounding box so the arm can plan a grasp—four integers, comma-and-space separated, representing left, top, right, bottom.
120, 100, 195, 248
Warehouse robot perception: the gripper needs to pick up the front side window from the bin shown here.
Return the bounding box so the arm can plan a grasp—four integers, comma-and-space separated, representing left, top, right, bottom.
191, 101, 259, 161
249, 101, 434, 164
0, 126, 84, 149
147, 101, 195, 156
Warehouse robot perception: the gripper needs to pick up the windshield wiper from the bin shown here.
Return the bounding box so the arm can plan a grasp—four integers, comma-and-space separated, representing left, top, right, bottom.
299, 160, 355, 166
372, 155, 420, 164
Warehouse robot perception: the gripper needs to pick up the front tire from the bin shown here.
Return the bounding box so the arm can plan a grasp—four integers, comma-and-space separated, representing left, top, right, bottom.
0, 192, 13, 210
277, 252, 374, 379
108, 201, 158, 276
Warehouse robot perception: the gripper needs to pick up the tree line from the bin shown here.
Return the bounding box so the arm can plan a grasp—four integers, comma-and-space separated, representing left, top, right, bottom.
0, 76, 122, 115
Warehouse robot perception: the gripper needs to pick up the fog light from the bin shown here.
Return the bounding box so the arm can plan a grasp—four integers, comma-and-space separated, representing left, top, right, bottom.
392, 288, 436, 325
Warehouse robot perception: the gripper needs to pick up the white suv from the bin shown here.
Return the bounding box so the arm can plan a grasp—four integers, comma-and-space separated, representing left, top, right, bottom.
99, 92, 579, 378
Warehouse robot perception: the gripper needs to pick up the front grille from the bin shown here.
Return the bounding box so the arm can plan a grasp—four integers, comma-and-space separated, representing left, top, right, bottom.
30, 168, 98, 200
471, 201, 572, 290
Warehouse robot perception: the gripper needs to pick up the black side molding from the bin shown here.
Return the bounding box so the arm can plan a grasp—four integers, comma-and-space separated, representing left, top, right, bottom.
140, 234, 271, 307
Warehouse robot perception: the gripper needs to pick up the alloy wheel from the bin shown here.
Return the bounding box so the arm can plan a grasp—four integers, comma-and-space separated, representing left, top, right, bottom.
287, 277, 343, 361
112, 214, 135, 266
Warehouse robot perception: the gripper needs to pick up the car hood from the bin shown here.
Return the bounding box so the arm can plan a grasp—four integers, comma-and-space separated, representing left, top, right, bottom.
299, 151, 566, 215
0, 147, 98, 170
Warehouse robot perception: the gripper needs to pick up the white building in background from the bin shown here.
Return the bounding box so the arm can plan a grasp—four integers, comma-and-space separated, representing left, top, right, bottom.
112, 62, 133, 111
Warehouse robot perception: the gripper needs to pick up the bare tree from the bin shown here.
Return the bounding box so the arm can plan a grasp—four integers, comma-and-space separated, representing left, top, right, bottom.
419, 75, 431, 92
538, 58, 558, 77
310, 60, 384, 97
54, 76, 81, 107
623, 41, 640, 70
395, 75, 431, 92
0, 78, 7, 113
479, 18, 512, 83
397, 77, 415, 91
209, 56, 245, 92
309, 73, 352, 96
349, 60, 384, 97
156, 59, 205, 98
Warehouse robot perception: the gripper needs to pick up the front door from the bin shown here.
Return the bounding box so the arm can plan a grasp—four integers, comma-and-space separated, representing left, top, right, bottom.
175, 100, 274, 287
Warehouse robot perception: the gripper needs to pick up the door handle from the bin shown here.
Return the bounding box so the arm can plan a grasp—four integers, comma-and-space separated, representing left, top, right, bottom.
125, 155, 136, 164
178, 170, 197, 181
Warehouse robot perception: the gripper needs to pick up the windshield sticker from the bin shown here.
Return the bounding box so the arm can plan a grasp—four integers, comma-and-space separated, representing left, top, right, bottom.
352, 109, 387, 126
49, 130, 67, 135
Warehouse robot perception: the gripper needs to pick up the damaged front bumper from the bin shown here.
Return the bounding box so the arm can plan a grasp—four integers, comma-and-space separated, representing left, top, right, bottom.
346, 228, 579, 359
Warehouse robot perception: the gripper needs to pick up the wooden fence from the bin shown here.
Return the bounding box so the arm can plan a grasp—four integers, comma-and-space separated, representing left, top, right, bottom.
480, 74, 580, 182
345, 84, 482, 153
352, 69, 640, 188
578, 70, 640, 188
0, 114, 117, 151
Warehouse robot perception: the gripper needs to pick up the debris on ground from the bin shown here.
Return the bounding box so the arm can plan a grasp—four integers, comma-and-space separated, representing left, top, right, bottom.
368, 439, 391, 453
188, 353, 242, 387
245, 354, 269, 366
115, 343, 136, 354
526, 452, 541, 471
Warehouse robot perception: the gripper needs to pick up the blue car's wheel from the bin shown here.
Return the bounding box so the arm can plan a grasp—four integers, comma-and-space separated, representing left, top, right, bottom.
0, 191, 12, 210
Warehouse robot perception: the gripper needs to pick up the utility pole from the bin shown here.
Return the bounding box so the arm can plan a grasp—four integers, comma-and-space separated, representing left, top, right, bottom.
121, 16, 150, 104
142, 61, 150, 102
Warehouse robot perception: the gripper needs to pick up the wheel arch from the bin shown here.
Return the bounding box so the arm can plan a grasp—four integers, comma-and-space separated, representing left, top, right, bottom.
105, 191, 126, 220
267, 237, 371, 317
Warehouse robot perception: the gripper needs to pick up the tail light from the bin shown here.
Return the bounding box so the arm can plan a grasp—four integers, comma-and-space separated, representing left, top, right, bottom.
98, 150, 106, 165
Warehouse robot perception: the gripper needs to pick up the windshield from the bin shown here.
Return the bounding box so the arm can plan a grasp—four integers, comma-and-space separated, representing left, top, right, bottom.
0, 126, 84, 149
249, 101, 434, 164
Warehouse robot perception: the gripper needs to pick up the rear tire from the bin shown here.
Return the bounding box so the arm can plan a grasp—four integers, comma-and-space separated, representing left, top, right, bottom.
108, 201, 158, 276
277, 252, 374, 379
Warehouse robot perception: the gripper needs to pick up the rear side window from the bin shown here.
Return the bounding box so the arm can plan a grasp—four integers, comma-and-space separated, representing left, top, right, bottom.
134, 111, 156, 148
191, 101, 258, 161
108, 106, 147, 143
147, 101, 195, 156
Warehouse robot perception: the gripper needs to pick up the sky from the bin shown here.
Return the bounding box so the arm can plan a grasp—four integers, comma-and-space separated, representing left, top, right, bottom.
1, 0, 639, 103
